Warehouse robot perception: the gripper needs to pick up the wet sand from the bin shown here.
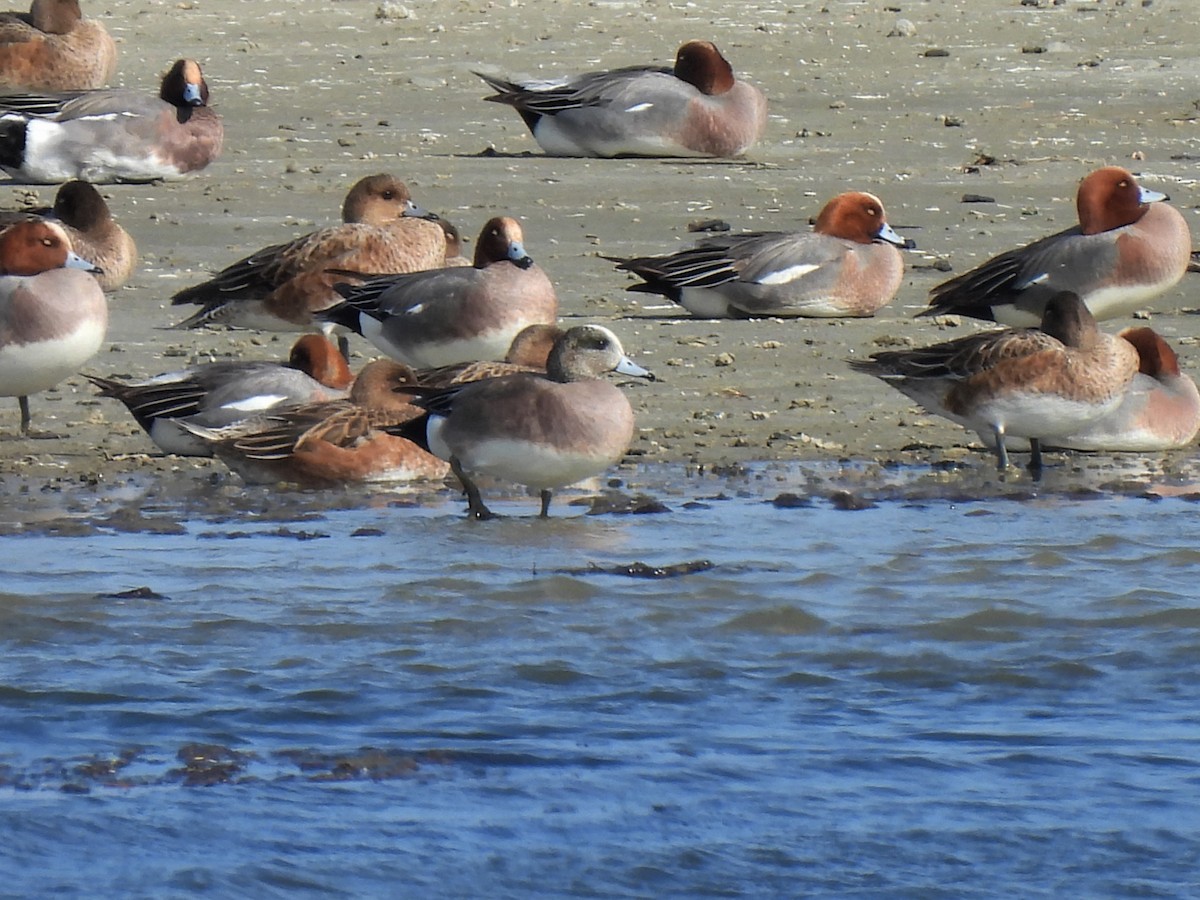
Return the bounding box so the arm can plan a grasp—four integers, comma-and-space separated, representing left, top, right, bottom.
1, 0, 1198, 500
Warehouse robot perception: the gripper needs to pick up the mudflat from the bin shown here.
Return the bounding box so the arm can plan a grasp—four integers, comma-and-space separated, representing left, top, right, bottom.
1, 0, 1197, 496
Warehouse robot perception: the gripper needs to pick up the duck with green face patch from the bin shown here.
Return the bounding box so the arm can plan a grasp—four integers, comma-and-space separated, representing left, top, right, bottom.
399, 325, 654, 519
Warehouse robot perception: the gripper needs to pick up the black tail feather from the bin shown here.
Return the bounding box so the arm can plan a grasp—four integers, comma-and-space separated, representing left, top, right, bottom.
0, 117, 28, 170
313, 301, 363, 335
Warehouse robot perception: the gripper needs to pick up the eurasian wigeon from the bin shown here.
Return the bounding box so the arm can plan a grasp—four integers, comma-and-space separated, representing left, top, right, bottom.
183, 358, 448, 487
0, 58, 223, 183
610, 191, 910, 318
1027, 327, 1199, 452
318, 216, 559, 368
924, 167, 1192, 325
477, 40, 767, 159
169, 173, 450, 351
0, 181, 135, 289
0, 218, 106, 437
85, 334, 353, 457
851, 291, 1139, 472
0, 0, 115, 91
396, 325, 653, 519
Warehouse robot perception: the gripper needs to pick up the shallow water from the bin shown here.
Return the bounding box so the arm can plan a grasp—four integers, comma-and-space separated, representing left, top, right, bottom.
2, 464, 1200, 898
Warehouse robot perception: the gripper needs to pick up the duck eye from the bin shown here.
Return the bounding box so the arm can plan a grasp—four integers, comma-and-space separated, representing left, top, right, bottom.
382, 191, 394, 200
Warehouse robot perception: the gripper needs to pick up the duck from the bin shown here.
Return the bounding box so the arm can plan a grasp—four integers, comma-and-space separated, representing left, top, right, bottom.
0, 180, 135, 289
477, 40, 766, 159
994, 327, 1200, 453
610, 191, 910, 318
318, 216, 559, 368
169, 173, 450, 350
181, 358, 448, 487
0, 0, 116, 92
395, 324, 653, 519
85, 334, 353, 457
923, 167, 1192, 325
0, 58, 223, 183
0, 218, 106, 436
850, 291, 1139, 473
183, 326, 568, 483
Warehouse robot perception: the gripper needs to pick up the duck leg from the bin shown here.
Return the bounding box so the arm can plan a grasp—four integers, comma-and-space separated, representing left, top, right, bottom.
450, 456, 497, 520
990, 425, 1010, 471
15, 396, 62, 440
538, 489, 553, 518
1027, 438, 1044, 480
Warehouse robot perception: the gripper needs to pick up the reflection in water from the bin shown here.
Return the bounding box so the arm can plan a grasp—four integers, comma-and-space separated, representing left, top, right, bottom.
1, 461, 1199, 895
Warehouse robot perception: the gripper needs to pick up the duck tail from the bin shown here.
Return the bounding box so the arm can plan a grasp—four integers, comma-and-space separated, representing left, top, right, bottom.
0, 117, 27, 170
312, 300, 363, 336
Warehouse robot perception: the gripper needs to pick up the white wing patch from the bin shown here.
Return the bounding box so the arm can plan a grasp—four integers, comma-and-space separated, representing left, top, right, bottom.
757, 263, 821, 286
624, 102, 654, 113
221, 394, 289, 413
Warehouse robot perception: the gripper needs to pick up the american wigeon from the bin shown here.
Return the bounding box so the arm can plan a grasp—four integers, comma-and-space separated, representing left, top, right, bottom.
182, 358, 448, 487
0, 0, 116, 91
924, 167, 1192, 325
397, 325, 653, 519
1016, 327, 1200, 453
319, 216, 559, 368
86, 334, 353, 457
0, 180, 135, 289
850, 292, 1139, 473
0, 218, 106, 436
169, 173, 450, 350
0, 58, 223, 183
477, 40, 767, 158
610, 192, 910, 318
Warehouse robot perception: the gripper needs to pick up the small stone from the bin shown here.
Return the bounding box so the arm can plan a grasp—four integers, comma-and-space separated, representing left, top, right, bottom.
376, 3, 412, 19
714, 352, 735, 367
888, 18, 916, 37
772, 492, 813, 509
829, 490, 876, 511
687, 218, 731, 233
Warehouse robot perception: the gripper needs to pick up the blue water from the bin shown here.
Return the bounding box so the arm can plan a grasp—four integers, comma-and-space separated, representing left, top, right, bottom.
2, 466, 1199, 897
